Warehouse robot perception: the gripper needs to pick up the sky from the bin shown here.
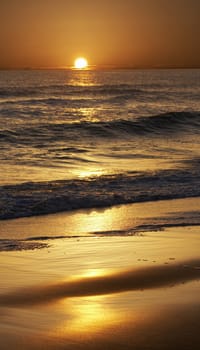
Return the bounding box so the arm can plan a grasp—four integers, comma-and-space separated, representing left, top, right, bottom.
0, 0, 200, 69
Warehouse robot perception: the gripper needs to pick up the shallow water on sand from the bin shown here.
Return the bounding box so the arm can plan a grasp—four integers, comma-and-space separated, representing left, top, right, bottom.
0, 224, 200, 349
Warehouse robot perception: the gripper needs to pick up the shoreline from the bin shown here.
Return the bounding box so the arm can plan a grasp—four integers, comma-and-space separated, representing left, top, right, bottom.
0, 197, 200, 349
1, 196, 200, 240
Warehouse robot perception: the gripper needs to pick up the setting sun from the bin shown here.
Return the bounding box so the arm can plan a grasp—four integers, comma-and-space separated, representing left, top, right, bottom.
74, 57, 88, 69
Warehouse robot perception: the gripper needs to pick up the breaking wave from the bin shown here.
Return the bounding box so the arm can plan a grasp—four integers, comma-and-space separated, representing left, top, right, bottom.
1, 166, 200, 220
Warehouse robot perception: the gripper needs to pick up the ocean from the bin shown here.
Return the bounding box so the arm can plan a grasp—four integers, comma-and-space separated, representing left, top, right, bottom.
0, 68, 200, 220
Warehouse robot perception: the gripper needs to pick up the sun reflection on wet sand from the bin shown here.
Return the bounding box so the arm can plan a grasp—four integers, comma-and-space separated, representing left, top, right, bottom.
1, 197, 200, 241
45, 281, 200, 349
0, 215, 200, 349
81, 269, 107, 278
72, 206, 118, 234
59, 295, 117, 336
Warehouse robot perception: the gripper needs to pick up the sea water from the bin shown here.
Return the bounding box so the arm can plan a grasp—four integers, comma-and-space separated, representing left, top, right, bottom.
0, 69, 200, 220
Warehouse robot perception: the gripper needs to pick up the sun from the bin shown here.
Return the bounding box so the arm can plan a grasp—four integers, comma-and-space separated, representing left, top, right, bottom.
74, 57, 88, 69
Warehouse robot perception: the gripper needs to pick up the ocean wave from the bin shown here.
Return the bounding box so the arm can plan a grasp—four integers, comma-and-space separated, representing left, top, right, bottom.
0, 112, 199, 145
0, 83, 143, 98
0, 91, 141, 109
1, 167, 200, 220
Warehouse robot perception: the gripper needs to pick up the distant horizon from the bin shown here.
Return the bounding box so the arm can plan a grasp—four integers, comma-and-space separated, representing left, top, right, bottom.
1, 64, 200, 71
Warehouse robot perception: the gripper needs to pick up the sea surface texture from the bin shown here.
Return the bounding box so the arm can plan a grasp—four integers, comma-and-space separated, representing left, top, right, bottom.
0, 69, 200, 219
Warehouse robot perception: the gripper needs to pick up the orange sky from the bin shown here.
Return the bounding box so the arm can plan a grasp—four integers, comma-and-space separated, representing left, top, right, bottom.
0, 0, 200, 69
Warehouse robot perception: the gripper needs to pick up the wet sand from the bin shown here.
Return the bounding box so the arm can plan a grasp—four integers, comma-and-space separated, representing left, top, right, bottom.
0, 198, 200, 349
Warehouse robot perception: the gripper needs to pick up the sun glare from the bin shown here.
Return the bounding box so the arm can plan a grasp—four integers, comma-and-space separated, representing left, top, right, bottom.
74, 57, 88, 69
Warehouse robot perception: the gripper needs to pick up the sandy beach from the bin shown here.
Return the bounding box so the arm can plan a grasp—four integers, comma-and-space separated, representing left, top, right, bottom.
0, 197, 200, 350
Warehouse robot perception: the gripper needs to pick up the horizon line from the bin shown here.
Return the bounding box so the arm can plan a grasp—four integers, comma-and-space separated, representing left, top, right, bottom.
0, 65, 200, 71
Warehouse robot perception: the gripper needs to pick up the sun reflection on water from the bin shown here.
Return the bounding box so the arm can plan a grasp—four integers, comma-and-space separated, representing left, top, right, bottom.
78, 107, 100, 122
76, 168, 105, 179
67, 70, 98, 87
